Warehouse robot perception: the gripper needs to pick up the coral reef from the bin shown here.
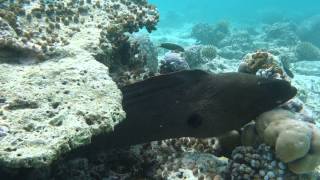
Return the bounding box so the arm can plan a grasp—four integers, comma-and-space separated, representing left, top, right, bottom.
255, 109, 320, 174
298, 15, 320, 48
220, 30, 254, 50
185, 45, 217, 68
295, 42, 320, 61
217, 30, 255, 60
200, 45, 217, 60
191, 21, 230, 46
9, 136, 226, 179
183, 45, 234, 73
184, 45, 203, 67
107, 33, 158, 87
0, 36, 45, 64
263, 22, 299, 46
0, 17, 16, 38
131, 33, 159, 73
0, 17, 45, 63
159, 52, 189, 74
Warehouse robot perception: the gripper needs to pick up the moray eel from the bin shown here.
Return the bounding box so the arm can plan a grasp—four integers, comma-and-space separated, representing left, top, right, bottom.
86, 70, 296, 150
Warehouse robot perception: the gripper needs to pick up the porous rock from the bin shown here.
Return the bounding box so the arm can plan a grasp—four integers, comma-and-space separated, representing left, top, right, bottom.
0, 48, 125, 168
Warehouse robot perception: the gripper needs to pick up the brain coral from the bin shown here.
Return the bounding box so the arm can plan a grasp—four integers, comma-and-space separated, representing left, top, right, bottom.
255, 109, 320, 174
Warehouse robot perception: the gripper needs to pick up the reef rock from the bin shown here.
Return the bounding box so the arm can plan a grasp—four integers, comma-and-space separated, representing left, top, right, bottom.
0, 48, 125, 168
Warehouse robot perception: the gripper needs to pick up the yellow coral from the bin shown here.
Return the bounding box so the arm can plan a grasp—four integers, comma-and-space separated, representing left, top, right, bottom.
243, 51, 283, 75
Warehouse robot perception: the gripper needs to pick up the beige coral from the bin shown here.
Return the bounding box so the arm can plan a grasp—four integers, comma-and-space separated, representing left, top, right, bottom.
255, 109, 320, 174
238, 51, 283, 75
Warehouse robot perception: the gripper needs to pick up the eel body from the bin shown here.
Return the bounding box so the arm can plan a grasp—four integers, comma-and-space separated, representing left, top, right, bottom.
88, 70, 296, 150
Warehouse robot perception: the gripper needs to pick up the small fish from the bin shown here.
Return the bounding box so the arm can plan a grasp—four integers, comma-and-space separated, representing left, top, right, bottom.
280, 58, 294, 78
159, 42, 185, 52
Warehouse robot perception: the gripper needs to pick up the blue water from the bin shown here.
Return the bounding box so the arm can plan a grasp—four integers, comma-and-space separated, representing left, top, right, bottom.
149, 0, 320, 27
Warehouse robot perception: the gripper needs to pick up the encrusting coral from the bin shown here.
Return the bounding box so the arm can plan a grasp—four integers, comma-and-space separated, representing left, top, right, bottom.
0, 0, 159, 60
